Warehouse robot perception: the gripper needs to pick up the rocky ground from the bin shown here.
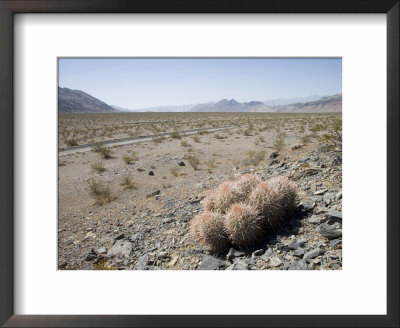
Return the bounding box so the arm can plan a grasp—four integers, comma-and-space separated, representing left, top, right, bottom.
58, 141, 342, 270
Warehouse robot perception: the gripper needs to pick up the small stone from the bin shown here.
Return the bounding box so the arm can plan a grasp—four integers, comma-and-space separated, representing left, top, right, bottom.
330, 239, 342, 249
107, 240, 133, 259
293, 249, 305, 258
299, 201, 315, 211
178, 161, 185, 166
261, 248, 274, 261
270, 257, 283, 267
270, 151, 279, 159
162, 217, 174, 224
198, 255, 225, 270
166, 255, 179, 268
148, 171, 155, 176
335, 191, 342, 200
97, 247, 107, 254
323, 210, 342, 224
226, 248, 245, 261
251, 249, 265, 258
318, 223, 342, 240
314, 189, 328, 195
146, 190, 160, 198
226, 260, 249, 270
289, 260, 308, 270
85, 253, 97, 261
287, 238, 306, 250
303, 248, 325, 260
114, 233, 124, 240
308, 215, 323, 224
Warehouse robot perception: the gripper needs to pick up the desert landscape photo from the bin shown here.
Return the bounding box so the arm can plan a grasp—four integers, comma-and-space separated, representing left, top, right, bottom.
58, 58, 342, 270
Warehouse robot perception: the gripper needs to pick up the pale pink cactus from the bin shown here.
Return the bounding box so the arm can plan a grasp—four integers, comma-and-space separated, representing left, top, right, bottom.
224, 203, 265, 248
190, 211, 230, 251
191, 174, 297, 251
201, 181, 239, 214
234, 173, 262, 197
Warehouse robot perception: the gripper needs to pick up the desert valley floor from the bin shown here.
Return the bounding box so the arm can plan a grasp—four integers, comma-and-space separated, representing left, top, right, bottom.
58, 112, 342, 270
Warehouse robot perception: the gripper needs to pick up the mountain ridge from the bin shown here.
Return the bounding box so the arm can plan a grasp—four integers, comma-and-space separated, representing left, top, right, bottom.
58, 87, 118, 113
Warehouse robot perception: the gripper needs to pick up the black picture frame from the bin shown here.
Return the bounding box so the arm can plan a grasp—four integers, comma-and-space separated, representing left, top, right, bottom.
0, 1, 398, 327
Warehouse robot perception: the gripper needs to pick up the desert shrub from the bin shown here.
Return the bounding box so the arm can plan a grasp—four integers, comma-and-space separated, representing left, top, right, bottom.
205, 158, 216, 168
170, 167, 179, 177
191, 173, 297, 251
88, 180, 116, 205
66, 138, 78, 146
192, 136, 201, 143
181, 140, 190, 147
246, 150, 265, 166
319, 118, 342, 152
243, 129, 252, 136
120, 175, 137, 189
92, 144, 112, 159
184, 155, 200, 170
93, 258, 117, 270
170, 131, 181, 139
153, 136, 164, 144
123, 152, 137, 164
273, 135, 285, 151
91, 161, 106, 173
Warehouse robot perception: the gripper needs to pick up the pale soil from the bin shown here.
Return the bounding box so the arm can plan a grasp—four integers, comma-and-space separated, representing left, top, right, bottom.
58, 112, 342, 270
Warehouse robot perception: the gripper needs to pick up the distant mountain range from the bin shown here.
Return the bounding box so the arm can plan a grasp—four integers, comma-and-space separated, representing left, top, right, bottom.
58, 87, 118, 113
190, 94, 341, 113
263, 95, 321, 106
58, 86, 341, 113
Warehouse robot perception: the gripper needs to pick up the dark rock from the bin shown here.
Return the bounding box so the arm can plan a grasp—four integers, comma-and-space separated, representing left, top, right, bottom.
226, 260, 249, 270
132, 254, 151, 270
269, 159, 279, 166
270, 152, 279, 159
260, 248, 273, 261
162, 217, 174, 224
85, 253, 97, 261
198, 255, 225, 270
323, 210, 342, 224
308, 215, 323, 224
293, 249, 305, 258
303, 248, 325, 260
146, 190, 160, 198
148, 171, 155, 176
287, 238, 306, 250
226, 248, 245, 261
59, 262, 68, 269
251, 249, 265, 258
299, 201, 315, 211
114, 233, 124, 241
178, 161, 185, 166
289, 260, 308, 270
318, 223, 342, 240
330, 239, 342, 249
107, 240, 133, 259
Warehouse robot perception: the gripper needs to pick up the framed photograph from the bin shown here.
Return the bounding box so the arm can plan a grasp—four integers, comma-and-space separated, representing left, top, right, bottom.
0, 0, 398, 327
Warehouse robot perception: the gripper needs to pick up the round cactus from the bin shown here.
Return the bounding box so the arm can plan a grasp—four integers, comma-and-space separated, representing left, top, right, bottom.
224, 203, 265, 248
234, 173, 262, 198
191, 173, 297, 251
190, 211, 230, 252
201, 181, 239, 214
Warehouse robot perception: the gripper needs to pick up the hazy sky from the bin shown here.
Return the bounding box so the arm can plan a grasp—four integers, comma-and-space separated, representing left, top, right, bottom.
58, 58, 342, 109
